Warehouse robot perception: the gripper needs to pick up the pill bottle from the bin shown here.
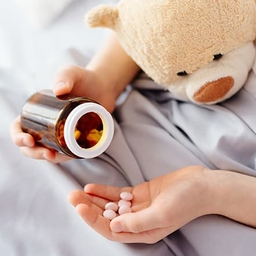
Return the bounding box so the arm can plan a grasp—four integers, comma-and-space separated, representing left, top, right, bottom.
21, 90, 114, 158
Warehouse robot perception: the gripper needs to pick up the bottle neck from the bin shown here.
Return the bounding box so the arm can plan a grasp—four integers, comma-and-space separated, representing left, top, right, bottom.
64, 102, 114, 158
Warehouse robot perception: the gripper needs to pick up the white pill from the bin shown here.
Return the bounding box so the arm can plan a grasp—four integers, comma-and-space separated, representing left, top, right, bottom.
105, 202, 118, 212
120, 192, 133, 201
118, 205, 132, 215
103, 209, 117, 220
118, 199, 132, 207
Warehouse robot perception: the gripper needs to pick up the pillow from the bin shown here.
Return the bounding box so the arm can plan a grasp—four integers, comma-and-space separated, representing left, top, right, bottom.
14, 0, 77, 27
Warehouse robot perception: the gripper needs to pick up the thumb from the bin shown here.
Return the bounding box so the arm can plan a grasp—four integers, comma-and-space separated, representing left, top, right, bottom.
53, 65, 82, 96
110, 207, 162, 234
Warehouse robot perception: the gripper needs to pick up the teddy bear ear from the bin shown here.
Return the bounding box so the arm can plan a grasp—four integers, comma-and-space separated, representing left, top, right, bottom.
85, 5, 119, 29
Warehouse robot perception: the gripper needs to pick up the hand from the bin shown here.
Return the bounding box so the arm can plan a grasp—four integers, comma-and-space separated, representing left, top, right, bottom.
53, 65, 117, 113
69, 166, 215, 244
9, 64, 117, 162
10, 116, 70, 163
10, 32, 139, 162
52, 32, 140, 113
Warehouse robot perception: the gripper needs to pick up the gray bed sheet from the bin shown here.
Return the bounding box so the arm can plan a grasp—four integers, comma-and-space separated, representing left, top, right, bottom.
2, 66, 256, 255
1, 0, 256, 254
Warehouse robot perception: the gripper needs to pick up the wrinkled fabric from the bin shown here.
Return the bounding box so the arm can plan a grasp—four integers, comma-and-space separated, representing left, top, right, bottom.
80, 69, 256, 255
2, 70, 256, 255
2, 68, 256, 255
48, 69, 256, 255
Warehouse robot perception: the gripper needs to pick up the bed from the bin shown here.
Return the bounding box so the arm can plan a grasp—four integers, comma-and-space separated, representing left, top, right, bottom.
1, 0, 256, 255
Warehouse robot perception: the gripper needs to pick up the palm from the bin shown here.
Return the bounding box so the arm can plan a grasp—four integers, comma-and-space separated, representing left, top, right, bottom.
69, 166, 208, 243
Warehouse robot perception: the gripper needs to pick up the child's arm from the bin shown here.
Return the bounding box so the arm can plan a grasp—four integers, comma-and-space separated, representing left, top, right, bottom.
69, 166, 256, 244
213, 169, 256, 228
10, 32, 140, 162
53, 32, 140, 113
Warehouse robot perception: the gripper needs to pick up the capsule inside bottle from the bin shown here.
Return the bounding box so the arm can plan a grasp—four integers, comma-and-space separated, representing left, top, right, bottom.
57, 112, 103, 149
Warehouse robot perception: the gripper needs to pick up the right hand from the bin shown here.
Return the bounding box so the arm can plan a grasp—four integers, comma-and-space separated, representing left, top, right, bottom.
10, 32, 139, 162
10, 65, 117, 163
10, 116, 70, 163
53, 65, 117, 113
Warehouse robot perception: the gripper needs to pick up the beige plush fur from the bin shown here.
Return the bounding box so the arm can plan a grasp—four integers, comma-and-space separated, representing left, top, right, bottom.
85, 0, 256, 104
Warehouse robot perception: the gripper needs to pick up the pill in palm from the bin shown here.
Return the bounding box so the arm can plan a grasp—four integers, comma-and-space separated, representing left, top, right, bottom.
103, 192, 134, 219
120, 191, 133, 201
118, 199, 132, 207
118, 205, 132, 215
105, 202, 119, 212
103, 209, 117, 220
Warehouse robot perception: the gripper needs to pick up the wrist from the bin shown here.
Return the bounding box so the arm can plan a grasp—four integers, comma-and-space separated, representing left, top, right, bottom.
209, 170, 245, 217
191, 168, 221, 217
200, 170, 240, 216
167, 166, 220, 220
206, 170, 256, 227
86, 33, 140, 96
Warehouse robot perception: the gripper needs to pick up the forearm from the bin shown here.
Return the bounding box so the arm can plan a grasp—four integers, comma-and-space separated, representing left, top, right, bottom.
209, 170, 256, 227
86, 32, 140, 99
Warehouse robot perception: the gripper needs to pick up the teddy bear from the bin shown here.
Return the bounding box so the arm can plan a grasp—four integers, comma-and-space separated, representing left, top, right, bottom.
85, 0, 256, 105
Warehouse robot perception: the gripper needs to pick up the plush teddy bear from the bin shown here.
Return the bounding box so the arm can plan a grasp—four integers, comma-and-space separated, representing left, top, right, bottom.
85, 0, 256, 104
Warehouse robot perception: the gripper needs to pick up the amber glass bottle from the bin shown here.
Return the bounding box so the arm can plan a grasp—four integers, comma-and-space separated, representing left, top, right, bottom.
21, 90, 114, 158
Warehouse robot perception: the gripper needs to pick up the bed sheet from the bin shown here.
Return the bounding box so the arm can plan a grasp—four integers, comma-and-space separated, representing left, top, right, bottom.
0, 1, 145, 255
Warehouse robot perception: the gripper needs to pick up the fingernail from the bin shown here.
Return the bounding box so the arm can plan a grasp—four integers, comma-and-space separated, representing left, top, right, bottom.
111, 221, 123, 233
53, 81, 67, 92
22, 136, 33, 147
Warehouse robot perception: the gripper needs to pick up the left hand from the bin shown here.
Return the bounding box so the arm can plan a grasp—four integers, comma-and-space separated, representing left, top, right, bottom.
69, 166, 215, 244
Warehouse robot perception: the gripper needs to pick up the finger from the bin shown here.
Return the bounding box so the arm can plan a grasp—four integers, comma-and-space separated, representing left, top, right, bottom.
110, 206, 164, 234
53, 65, 82, 95
69, 190, 108, 210
84, 183, 131, 202
20, 145, 53, 159
76, 203, 114, 240
10, 116, 35, 147
49, 152, 71, 163
69, 190, 87, 207
75, 203, 159, 243
75, 202, 127, 242
20, 146, 68, 163
107, 226, 170, 244
74, 195, 171, 244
